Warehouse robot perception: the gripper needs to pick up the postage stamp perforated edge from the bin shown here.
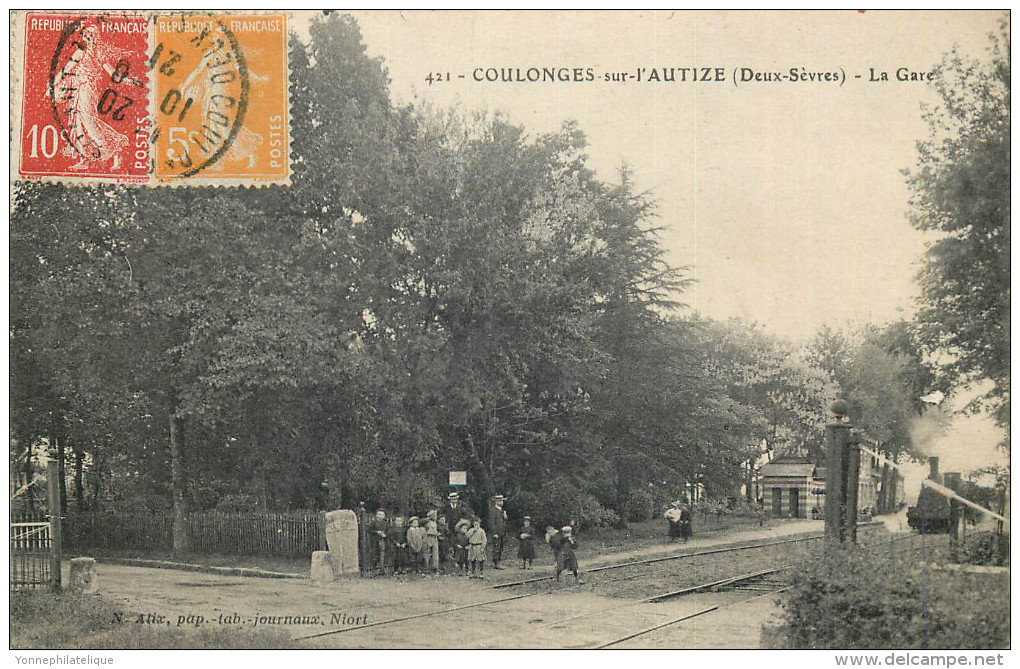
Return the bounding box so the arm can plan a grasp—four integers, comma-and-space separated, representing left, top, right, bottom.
9, 10, 292, 188
151, 12, 291, 186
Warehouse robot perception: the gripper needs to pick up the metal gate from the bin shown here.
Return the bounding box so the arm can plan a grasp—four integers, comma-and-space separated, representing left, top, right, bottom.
11, 516, 54, 589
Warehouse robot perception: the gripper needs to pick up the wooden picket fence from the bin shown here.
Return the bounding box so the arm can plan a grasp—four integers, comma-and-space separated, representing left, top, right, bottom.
64, 510, 325, 558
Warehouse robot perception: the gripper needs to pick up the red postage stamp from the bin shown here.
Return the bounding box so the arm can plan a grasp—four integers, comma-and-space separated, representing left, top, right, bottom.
13, 13, 152, 183
11, 11, 291, 186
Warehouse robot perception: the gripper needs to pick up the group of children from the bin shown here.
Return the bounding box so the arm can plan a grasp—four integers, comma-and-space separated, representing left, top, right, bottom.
363, 492, 582, 582
369, 511, 491, 577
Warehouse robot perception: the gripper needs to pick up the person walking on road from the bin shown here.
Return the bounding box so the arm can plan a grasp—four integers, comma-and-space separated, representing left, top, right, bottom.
679, 500, 694, 543
664, 500, 683, 543
549, 524, 583, 583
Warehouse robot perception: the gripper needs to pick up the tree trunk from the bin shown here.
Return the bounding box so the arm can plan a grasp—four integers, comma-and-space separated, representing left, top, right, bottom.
56, 435, 67, 513
466, 433, 495, 498
73, 442, 86, 510
169, 409, 190, 559
186, 432, 202, 511
396, 463, 412, 517
745, 456, 756, 504
91, 451, 101, 507
24, 451, 34, 512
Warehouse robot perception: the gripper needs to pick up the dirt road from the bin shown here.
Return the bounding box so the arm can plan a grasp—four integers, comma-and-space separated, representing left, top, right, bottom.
75, 519, 818, 649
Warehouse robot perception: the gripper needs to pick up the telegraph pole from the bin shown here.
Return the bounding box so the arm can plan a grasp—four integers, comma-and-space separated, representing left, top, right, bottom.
47, 448, 63, 591
944, 472, 962, 562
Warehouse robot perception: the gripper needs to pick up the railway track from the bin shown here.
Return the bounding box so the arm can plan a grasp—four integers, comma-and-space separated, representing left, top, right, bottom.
590, 532, 942, 649
491, 532, 827, 589
294, 525, 889, 645
593, 533, 952, 649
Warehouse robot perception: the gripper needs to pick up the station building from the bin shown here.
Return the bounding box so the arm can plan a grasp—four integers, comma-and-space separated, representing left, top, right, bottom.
760, 450, 882, 519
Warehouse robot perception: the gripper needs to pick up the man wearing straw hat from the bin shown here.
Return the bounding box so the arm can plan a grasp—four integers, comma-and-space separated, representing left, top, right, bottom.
487, 493, 509, 569
442, 491, 473, 530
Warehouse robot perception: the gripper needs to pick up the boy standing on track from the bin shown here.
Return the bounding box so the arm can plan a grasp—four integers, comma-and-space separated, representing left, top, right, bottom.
551, 525, 583, 584
517, 515, 536, 569
466, 516, 488, 578
437, 515, 451, 569
406, 516, 425, 573
387, 516, 408, 575
423, 509, 441, 572
367, 509, 389, 576
454, 518, 471, 575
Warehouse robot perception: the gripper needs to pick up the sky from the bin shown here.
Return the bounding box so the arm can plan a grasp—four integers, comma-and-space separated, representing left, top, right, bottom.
322, 9, 1002, 342
312, 11, 1009, 473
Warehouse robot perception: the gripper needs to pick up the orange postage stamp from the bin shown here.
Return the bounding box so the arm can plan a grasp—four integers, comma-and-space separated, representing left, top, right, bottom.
10, 11, 291, 186
152, 14, 290, 184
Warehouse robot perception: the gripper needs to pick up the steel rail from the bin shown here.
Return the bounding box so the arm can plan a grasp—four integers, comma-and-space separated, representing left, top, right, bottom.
491, 532, 829, 589
645, 565, 792, 602
596, 586, 793, 649
294, 591, 536, 641
295, 526, 900, 644
526, 532, 912, 635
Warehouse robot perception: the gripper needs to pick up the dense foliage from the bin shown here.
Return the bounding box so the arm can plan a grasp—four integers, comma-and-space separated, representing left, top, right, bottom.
905, 19, 1010, 438
771, 544, 1009, 649
9, 14, 933, 554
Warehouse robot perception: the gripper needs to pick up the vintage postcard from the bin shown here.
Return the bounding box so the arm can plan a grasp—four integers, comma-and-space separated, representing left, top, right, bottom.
8, 9, 1010, 661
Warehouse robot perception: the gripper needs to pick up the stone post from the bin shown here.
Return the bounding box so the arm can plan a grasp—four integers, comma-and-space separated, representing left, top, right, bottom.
310, 551, 335, 582
324, 510, 360, 575
825, 400, 861, 545
68, 557, 98, 595
824, 401, 851, 544
845, 439, 861, 544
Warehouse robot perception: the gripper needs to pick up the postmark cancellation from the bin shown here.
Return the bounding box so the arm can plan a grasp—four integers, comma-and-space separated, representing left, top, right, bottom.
10, 11, 291, 187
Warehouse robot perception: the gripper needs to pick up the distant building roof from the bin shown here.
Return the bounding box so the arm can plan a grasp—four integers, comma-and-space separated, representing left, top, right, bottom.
761, 462, 817, 478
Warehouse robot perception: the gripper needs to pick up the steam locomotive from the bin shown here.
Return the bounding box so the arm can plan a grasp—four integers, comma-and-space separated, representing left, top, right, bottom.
906, 457, 952, 534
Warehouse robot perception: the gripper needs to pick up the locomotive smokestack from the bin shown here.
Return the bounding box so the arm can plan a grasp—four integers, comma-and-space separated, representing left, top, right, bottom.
928, 457, 941, 482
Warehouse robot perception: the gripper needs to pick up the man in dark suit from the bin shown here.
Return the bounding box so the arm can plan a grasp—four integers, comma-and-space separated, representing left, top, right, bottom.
443, 491, 473, 530
487, 494, 508, 569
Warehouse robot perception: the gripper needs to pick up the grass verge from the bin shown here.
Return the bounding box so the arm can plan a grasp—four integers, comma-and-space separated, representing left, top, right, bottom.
10, 590, 297, 649
762, 538, 1009, 649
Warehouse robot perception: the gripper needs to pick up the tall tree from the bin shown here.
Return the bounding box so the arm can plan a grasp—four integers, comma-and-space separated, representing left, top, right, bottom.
905, 19, 1010, 437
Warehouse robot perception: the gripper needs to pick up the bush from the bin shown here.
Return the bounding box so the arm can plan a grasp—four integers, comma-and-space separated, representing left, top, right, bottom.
693, 498, 727, 519
107, 492, 172, 513
621, 488, 656, 522
959, 531, 1009, 566
215, 493, 265, 513
769, 544, 1009, 649
511, 481, 619, 531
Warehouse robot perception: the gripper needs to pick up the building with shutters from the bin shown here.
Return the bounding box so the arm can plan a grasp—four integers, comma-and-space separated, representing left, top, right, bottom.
760, 455, 818, 519
761, 449, 882, 519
